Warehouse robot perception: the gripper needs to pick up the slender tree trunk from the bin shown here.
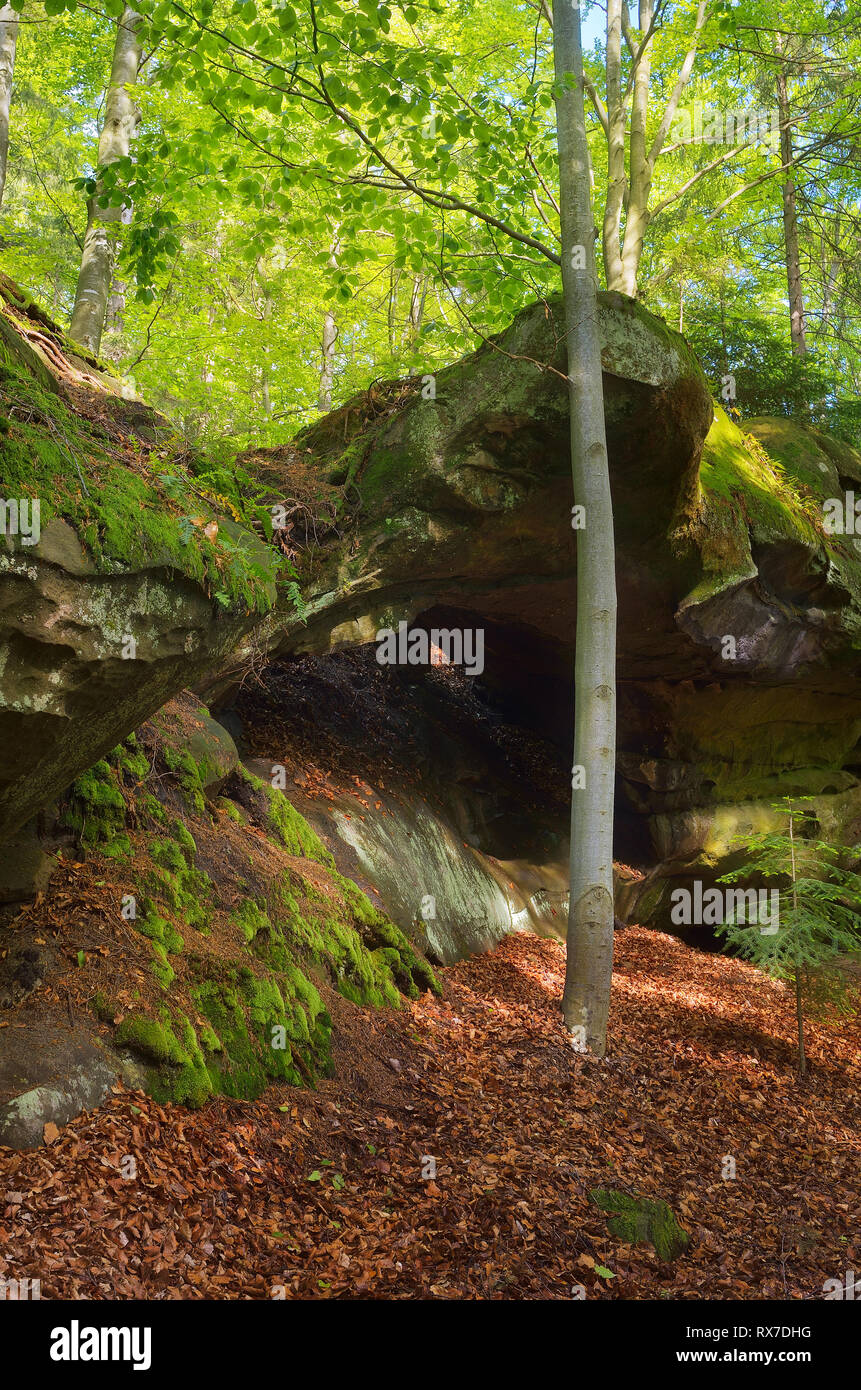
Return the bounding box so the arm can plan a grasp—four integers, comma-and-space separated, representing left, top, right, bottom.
553, 0, 618, 1056
404, 273, 427, 347
0, 3, 19, 210
820, 217, 840, 331
602, 0, 626, 291
775, 45, 807, 356
788, 805, 807, 1077
318, 307, 337, 412
618, 0, 654, 297
260, 286, 273, 418
318, 234, 341, 412
387, 265, 401, 353
69, 6, 142, 356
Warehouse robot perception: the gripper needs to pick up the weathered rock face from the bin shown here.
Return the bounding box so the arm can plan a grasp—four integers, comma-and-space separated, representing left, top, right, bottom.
259, 291, 713, 660
0, 520, 265, 843
233, 649, 571, 964
5, 271, 861, 939
237, 294, 861, 933
0, 278, 276, 845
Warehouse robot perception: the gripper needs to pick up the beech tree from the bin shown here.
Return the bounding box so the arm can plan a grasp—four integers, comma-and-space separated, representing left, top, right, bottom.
774, 34, 807, 357
589, 0, 710, 298
0, 2, 19, 209
69, 4, 142, 355
553, 0, 617, 1056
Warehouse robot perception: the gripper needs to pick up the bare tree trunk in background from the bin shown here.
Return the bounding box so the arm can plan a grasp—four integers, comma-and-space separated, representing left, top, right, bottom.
317, 234, 340, 412
820, 216, 840, 332
775, 40, 807, 356
618, 0, 654, 297
404, 273, 427, 347
553, 0, 618, 1057
591, 0, 707, 299
601, 0, 625, 291
0, 4, 19, 210
387, 265, 401, 353
69, 6, 142, 356
261, 287, 273, 418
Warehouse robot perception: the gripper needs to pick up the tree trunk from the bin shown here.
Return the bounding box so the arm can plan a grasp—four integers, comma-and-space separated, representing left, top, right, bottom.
553, 0, 618, 1057
317, 308, 337, 412
404, 273, 427, 347
0, 3, 19, 210
775, 45, 807, 356
788, 804, 807, 1078
69, 6, 142, 357
618, 0, 654, 297
317, 235, 340, 412
601, 0, 626, 291
260, 286, 273, 419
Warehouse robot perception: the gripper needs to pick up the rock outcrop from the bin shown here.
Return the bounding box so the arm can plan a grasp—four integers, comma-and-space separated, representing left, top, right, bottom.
5, 273, 861, 940
0, 276, 276, 849
235, 294, 861, 932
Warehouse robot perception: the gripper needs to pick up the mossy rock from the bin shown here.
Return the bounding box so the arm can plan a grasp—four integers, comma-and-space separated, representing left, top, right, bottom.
61, 758, 130, 858
589, 1187, 690, 1262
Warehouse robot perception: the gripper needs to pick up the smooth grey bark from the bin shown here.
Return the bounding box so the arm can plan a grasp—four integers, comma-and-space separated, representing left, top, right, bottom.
318, 307, 337, 410
405, 272, 427, 346
317, 234, 340, 411
775, 42, 808, 356
0, 3, 19, 210
594, 0, 707, 298
69, 6, 142, 356
553, 0, 618, 1056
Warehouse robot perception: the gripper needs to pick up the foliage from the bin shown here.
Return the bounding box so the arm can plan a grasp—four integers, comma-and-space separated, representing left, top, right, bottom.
0, 0, 856, 446
718, 798, 861, 1074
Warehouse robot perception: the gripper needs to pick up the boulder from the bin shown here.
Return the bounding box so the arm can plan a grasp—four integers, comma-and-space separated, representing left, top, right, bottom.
235, 293, 861, 930
0, 279, 276, 847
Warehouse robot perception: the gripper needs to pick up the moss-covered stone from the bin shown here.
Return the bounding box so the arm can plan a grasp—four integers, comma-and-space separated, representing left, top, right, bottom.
262, 779, 336, 866
142, 826, 213, 935
589, 1187, 690, 1261
61, 759, 130, 858
0, 314, 277, 614
163, 747, 208, 817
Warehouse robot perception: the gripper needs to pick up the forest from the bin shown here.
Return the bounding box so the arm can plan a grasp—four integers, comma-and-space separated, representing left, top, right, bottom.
0, 0, 859, 1342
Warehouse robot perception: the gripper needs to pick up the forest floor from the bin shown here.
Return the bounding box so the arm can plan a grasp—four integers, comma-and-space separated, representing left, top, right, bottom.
1, 926, 858, 1300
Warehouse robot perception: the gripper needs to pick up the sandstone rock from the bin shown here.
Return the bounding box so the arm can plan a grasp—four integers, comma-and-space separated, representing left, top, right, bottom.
0, 282, 276, 847
236, 294, 861, 930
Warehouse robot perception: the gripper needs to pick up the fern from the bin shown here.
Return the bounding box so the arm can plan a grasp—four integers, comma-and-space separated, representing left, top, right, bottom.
717, 797, 861, 1076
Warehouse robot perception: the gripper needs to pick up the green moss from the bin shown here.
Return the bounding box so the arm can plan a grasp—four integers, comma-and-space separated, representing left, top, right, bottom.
163, 747, 207, 816
188, 969, 325, 1097
136, 908, 184, 955
143, 832, 213, 934
589, 1187, 690, 1261
263, 869, 438, 1010
198, 1023, 223, 1053
151, 942, 176, 990
115, 1012, 185, 1065
0, 324, 277, 614
260, 780, 335, 866
676, 407, 861, 629
61, 759, 130, 858
141, 793, 167, 825
230, 898, 271, 944
113, 735, 150, 784
91, 990, 117, 1023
